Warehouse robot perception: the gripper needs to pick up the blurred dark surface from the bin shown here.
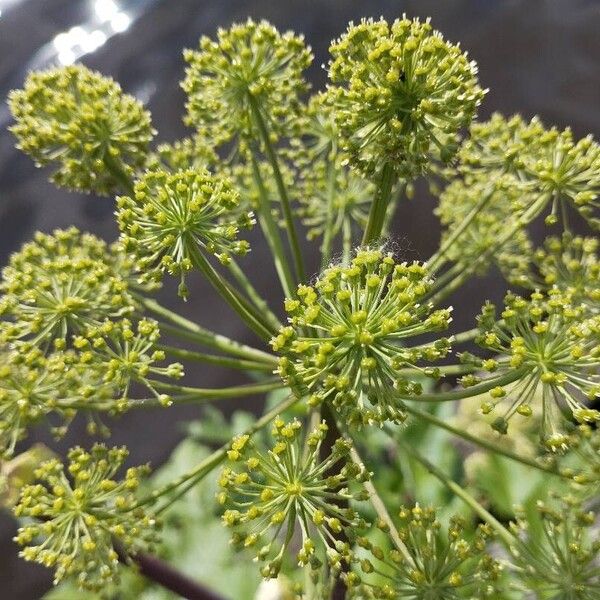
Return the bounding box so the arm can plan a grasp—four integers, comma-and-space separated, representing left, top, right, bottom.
0, 0, 599, 597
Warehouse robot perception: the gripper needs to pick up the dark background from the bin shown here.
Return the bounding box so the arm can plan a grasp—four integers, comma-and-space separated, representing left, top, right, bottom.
1, 0, 599, 597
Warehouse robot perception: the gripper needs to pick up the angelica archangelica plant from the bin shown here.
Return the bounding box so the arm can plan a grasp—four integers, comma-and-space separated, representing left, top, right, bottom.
218, 418, 369, 580
13, 444, 159, 590
465, 289, 600, 449
348, 505, 501, 599
4, 13, 600, 600
8, 64, 154, 195
272, 249, 452, 425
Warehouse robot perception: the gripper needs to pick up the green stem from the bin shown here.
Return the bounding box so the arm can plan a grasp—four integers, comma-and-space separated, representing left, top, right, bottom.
427, 185, 496, 274
399, 403, 563, 477
453, 328, 479, 345
140, 297, 275, 363
139, 393, 299, 512
397, 368, 526, 403
342, 218, 352, 263
362, 163, 396, 245
152, 379, 282, 397
157, 344, 276, 371
227, 258, 282, 331
248, 95, 305, 282
190, 249, 274, 341
320, 161, 337, 268
250, 156, 296, 298
395, 363, 476, 378
397, 438, 515, 546
103, 153, 135, 195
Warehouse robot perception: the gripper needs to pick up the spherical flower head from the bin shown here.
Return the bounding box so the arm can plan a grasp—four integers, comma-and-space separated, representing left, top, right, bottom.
9, 64, 154, 195
13, 444, 159, 590
73, 318, 184, 410
0, 228, 134, 348
272, 249, 453, 425
508, 499, 600, 598
117, 169, 254, 298
508, 233, 600, 313
459, 113, 600, 229
327, 16, 484, 179
435, 174, 532, 276
467, 289, 600, 449
351, 505, 500, 599
218, 418, 370, 580
183, 19, 312, 148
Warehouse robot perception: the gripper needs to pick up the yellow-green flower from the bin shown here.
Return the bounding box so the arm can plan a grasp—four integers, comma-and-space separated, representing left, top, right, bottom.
9, 64, 153, 195
14, 444, 158, 590
327, 16, 484, 178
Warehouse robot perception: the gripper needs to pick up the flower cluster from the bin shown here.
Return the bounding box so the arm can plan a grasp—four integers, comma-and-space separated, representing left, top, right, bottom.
508, 499, 600, 598
272, 250, 452, 425
347, 505, 500, 598
73, 318, 184, 410
183, 19, 312, 148
9, 64, 153, 195
508, 233, 600, 312
459, 113, 600, 229
465, 290, 600, 449
435, 174, 532, 276
218, 418, 369, 580
327, 16, 484, 179
117, 169, 254, 297
13, 444, 159, 590
0, 228, 134, 348
559, 424, 600, 501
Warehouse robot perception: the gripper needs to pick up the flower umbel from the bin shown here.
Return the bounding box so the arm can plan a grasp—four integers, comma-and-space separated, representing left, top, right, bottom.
349, 505, 500, 599
272, 250, 452, 425
13, 444, 159, 590
327, 16, 484, 178
466, 290, 600, 448
183, 19, 312, 148
9, 64, 153, 195
508, 499, 600, 598
0, 228, 134, 349
218, 418, 369, 580
116, 169, 254, 297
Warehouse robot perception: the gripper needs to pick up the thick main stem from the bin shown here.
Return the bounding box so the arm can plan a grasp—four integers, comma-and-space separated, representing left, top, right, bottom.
249, 96, 305, 282
362, 163, 396, 245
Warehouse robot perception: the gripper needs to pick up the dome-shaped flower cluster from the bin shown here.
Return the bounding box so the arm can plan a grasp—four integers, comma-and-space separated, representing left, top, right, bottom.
183, 19, 312, 148
465, 290, 600, 449
0, 229, 134, 348
9, 64, 153, 195
117, 169, 254, 297
347, 505, 500, 598
459, 113, 600, 229
507, 234, 600, 312
327, 16, 484, 179
435, 175, 532, 276
272, 250, 452, 425
14, 444, 159, 590
508, 499, 600, 598
218, 418, 370, 580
